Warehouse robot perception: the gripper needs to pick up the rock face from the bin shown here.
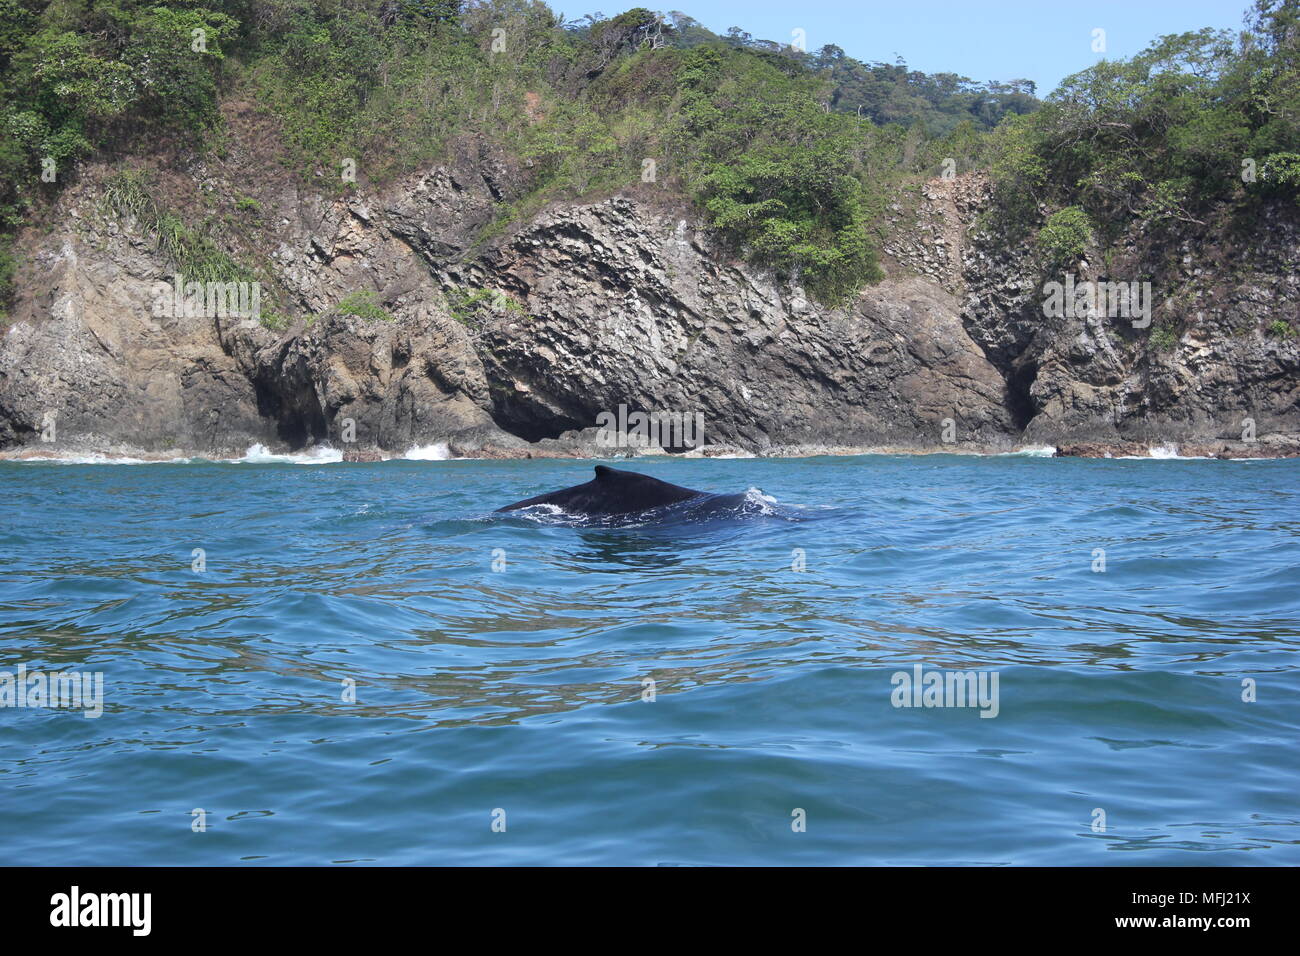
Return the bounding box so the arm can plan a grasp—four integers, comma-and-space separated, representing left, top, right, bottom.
957, 178, 1300, 449
0, 162, 510, 458
461, 198, 1014, 450
1, 137, 1297, 460
0, 234, 273, 455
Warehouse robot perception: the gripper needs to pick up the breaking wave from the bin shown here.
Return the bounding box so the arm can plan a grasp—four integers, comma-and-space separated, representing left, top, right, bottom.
232, 443, 343, 464
403, 443, 452, 461
1118, 444, 1212, 460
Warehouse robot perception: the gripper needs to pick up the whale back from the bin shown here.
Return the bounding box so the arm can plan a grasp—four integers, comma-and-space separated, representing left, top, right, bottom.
496, 465, 707, 515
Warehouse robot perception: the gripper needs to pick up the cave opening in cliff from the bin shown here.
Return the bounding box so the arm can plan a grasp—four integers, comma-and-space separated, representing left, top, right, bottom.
487, 393, 587, 444
1007, 359, 1040, 433
253, 380, 329, 450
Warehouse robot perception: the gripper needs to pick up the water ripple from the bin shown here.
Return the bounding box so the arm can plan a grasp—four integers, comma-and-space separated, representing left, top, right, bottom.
1, 455, 1298, 864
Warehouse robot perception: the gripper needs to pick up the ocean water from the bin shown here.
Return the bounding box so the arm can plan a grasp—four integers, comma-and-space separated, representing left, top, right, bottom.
1, 453, 1297, 866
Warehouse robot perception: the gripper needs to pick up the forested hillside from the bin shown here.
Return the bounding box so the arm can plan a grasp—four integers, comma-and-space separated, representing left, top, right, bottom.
1, 0, 1298, 316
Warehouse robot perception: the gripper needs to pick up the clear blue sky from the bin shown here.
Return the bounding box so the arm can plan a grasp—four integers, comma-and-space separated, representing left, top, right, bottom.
625, 0, 1255, 94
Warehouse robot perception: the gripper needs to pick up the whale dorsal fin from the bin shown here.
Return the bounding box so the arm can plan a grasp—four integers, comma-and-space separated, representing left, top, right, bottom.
497, 465, 707, 514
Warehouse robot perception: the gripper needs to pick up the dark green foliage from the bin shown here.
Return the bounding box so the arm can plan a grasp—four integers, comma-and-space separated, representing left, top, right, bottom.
803, 46, 1038, 135
988, 0, 1300, 236
672, 44, 882, 303
1260, 151, 1300, 199
0, 1, 1040, 312
1035, 206, 1093, 266
249, 5, 896, 303
0, 0, 238, 313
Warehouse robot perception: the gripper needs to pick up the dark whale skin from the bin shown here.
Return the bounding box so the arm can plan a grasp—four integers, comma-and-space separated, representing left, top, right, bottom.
496, 465, 709, 516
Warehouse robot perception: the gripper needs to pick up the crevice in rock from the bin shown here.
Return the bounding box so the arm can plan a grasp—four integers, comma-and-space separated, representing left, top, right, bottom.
1005, 356, 1039, 432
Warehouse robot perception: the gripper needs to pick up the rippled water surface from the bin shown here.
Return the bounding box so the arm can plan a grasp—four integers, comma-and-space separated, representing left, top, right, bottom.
1, 454, 1297, 865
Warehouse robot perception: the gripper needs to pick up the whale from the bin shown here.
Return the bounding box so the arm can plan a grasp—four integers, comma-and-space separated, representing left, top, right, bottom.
496, 465, 718, 516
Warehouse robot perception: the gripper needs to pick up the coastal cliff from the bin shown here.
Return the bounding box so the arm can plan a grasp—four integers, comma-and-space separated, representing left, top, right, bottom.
2, 147, 1296, 461
2, 3, 1298, 461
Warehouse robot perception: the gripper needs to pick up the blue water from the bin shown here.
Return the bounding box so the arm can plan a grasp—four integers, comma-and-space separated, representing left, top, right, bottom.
1, 454, 1297, 865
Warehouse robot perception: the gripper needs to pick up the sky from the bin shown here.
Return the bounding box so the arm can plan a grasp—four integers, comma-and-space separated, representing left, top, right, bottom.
623, 0, 1255, 94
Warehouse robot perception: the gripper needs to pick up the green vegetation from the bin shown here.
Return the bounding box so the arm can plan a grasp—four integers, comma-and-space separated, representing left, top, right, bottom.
988, 1, 1300, 238
1035, 206, 1093, 266
448, 287, 526, 328
670, 44, 884, 302
102, 169, 290, 329
1151, 325, 1180, 351
1, 0, 1298, 317
1261, 152, 1300, 197
0, 0, 1019, 311
335, 290, 393, 322
1268, 318, 1296, 338
0, 1, 235, 216
100, 170, 254, 284
0, 234, 14, 317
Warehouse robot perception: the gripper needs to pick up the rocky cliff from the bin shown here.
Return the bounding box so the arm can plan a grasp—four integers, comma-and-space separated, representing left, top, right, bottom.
2, 116, 1297, 461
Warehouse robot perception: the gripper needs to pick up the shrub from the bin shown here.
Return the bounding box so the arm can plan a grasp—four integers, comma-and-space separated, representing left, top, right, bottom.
1260, 153, 1300, 202
101, 171, 255, 284
1035, 206, 1092, 266
447, 287, 525, 328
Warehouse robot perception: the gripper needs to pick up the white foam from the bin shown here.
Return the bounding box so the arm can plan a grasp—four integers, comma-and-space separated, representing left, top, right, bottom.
504, 502, 574, 524
232, 443, 343, 464
515, 503, 565, 515
403, 442, 452, 461
1116, 444, 1211, 461
1000, 446, 1057, 457
8, 444, 345, 464
740, 487, 779, 515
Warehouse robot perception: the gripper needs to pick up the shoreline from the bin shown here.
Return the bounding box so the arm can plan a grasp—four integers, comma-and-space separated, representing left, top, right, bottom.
4, 438, 1298, 464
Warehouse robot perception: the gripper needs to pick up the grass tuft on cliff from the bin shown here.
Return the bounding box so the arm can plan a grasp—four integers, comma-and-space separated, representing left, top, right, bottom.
100, 170, 256, 285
